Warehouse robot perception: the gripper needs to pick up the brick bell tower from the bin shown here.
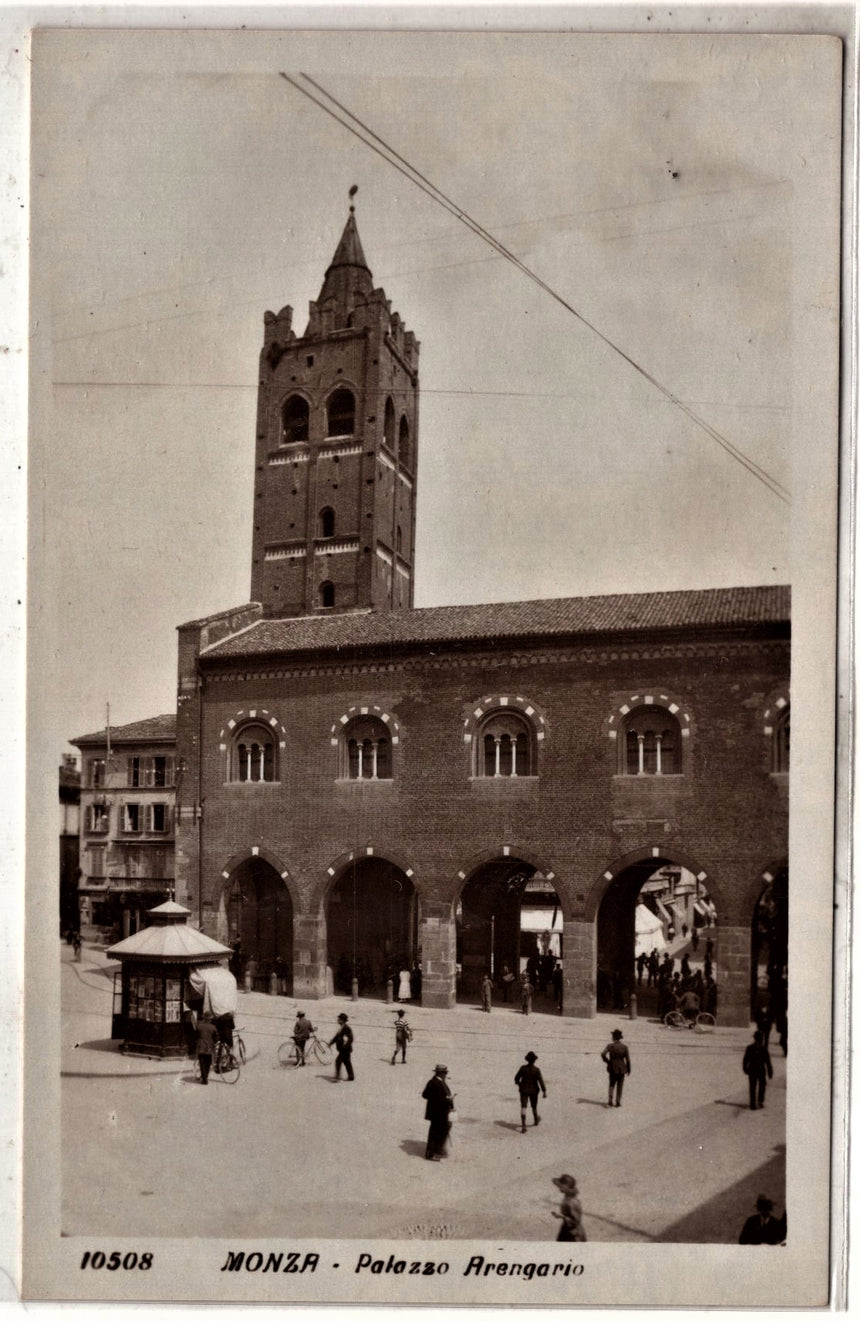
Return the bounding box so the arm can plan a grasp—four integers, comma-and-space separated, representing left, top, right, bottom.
250, 191, 420, 616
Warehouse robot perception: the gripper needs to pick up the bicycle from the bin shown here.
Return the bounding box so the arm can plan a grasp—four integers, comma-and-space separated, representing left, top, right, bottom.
277, 1033, 332, 1068
194, 1037, 240, 1083
664, 1008, 716, 1033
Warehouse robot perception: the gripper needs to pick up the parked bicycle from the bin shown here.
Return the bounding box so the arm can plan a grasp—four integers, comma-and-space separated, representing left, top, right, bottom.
277, 1032, 331, 1068
664, 1008, 716, 1032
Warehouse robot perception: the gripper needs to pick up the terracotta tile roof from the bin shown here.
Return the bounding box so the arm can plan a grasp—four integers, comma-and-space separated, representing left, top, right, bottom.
199, 585, 790, 661
71, 713, 177, 746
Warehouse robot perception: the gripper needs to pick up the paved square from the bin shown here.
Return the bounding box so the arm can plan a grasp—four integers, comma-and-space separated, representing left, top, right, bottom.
61, 944, 785, 1243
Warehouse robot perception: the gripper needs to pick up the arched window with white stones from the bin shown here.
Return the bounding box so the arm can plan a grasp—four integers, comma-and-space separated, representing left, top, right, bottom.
341, 716, 392, 780
763, 691, 789, 775
466, 697, 545, 779
332, 706, 400, 781
773, 705, 790, 773
229, 721, 278, 783
620, 705, 682, 776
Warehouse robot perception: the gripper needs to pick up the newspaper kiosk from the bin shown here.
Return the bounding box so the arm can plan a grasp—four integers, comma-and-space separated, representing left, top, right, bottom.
106, 900, 231, 1057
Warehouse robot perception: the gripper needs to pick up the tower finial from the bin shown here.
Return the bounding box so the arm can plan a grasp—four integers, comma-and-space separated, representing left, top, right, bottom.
349, 183, 358, 213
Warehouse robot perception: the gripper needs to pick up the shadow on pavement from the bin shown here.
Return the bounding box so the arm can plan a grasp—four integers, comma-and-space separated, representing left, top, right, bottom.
73, 1038, 123, 1053
654, 1147, 786, 1242
399, 1140, 428, 1160
715, 1099, 750, 1110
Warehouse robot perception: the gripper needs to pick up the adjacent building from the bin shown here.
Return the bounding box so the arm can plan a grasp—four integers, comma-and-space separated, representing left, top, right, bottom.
172, 203, 790, 1025
70, 715, 178, 941
59, 753, 80, 935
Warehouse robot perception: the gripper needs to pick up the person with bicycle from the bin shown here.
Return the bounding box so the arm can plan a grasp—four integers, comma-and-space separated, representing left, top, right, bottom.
292, 1010, 314, 1066
677, 985, 700, 1027
195, 1012, 218, 1085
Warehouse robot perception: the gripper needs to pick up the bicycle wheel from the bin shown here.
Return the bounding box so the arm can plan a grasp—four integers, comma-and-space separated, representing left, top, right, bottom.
664, 1010, 686, 1029
234, 1034, 247, 1065
215, 1042, 240, 1083
311, 1038, 332, 1065
694, 1012, 716, 1033
277, 1041, 300, 1068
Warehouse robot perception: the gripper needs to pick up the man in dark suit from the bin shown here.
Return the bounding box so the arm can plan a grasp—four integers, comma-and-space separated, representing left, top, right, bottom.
742, 1029, 773, 1109
422, 1064, 453, 1160
739, 1194, 786, 1244
329, 1012, 355, 1080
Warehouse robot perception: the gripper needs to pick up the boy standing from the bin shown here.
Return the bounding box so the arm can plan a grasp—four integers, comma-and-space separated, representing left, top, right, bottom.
391, 1008, 412, 1064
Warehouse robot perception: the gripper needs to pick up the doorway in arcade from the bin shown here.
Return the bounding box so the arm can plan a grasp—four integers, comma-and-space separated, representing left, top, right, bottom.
597, 859, 717, 1014
223, 858, 293, 994
326, 857, 418, 999
751, 865, 788, 1047
456, 861, 564, 1010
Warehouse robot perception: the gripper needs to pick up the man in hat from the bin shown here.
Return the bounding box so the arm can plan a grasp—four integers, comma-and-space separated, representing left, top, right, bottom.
292, 1010, 313, 1066
739, 1194, 786, 1244
329, 1013, 354, 1080
421, 1064, 454, 1160
552, 1174, 587, 1241
600, 1029, 631, 1107
514, 1051, 548, 1132
742, 1029, 773, 1110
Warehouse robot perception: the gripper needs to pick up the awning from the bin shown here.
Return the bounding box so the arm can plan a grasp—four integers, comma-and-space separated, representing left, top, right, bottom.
188, 965, 238, 1016
520, 905, 562, 932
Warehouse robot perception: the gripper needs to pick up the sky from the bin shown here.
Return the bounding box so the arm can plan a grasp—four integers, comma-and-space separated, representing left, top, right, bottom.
26, 27, 841, 757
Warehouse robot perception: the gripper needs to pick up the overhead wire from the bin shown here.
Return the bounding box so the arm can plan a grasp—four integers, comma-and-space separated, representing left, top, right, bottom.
281, 72, 790, 507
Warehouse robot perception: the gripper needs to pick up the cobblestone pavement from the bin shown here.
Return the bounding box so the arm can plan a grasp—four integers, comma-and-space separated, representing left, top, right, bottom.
61, 944, 785, 1243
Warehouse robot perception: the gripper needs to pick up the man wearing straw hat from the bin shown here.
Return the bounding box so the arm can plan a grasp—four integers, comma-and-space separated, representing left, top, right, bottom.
421, 1064, 454, 1161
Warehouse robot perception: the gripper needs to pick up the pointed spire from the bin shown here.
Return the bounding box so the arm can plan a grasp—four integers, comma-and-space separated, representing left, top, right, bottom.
317, 187, 373, 311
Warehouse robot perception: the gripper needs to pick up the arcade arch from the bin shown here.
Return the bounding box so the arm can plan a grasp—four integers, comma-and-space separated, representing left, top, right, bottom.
218, 852, 294, 993
596, 853, 717, 1013
325, 852, 418, 998
455, 851, 565, 1009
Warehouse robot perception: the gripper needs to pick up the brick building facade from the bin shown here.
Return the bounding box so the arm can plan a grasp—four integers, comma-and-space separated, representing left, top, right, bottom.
174, 207, 789, 1026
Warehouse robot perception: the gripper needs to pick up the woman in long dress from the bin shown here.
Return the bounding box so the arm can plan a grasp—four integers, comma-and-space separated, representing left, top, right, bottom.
398, 966, 412, 1001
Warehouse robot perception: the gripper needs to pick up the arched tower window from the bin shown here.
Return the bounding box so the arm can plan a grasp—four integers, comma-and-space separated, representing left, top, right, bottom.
327, 389, 355, 437
319, 507, 336, 539
341, 716, 392, 780
396, 525, 403, 554
383, 397, 396, 450
621, 706, 681, 775
476, 711, 535, 778
399, 415, 411, 468
230, 722, 277, 783
774, 706, 790, 773
281, 395, 309, 445
320, 581, 335, 608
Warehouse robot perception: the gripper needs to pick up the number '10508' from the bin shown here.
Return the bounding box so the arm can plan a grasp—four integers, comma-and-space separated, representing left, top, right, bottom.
80, 1251, 153, 1271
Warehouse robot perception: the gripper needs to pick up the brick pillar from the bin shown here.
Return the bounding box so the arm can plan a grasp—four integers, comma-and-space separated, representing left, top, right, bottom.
563, 918, 596, 1018
714, 924, 752, 1026
292, 913, 328, 1000
419, 900, 456, 1009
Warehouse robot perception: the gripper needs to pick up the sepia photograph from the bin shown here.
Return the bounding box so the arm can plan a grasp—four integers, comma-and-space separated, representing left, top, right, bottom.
21, 14, 845, 1307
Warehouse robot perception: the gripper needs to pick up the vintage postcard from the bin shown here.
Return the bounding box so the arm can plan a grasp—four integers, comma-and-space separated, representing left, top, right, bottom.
20, 14, 846, 1308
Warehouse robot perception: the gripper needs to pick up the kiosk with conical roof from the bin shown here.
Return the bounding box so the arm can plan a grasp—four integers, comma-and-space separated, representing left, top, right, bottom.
107, 901, 231, 1057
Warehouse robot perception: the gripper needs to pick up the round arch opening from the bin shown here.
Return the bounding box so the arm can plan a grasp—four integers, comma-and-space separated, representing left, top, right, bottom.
326, 857, 418, 999
751, 865, 788, 1046
456, 860, 564, 1011
597, 858, 718, 1016
220, 858, 294, 995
